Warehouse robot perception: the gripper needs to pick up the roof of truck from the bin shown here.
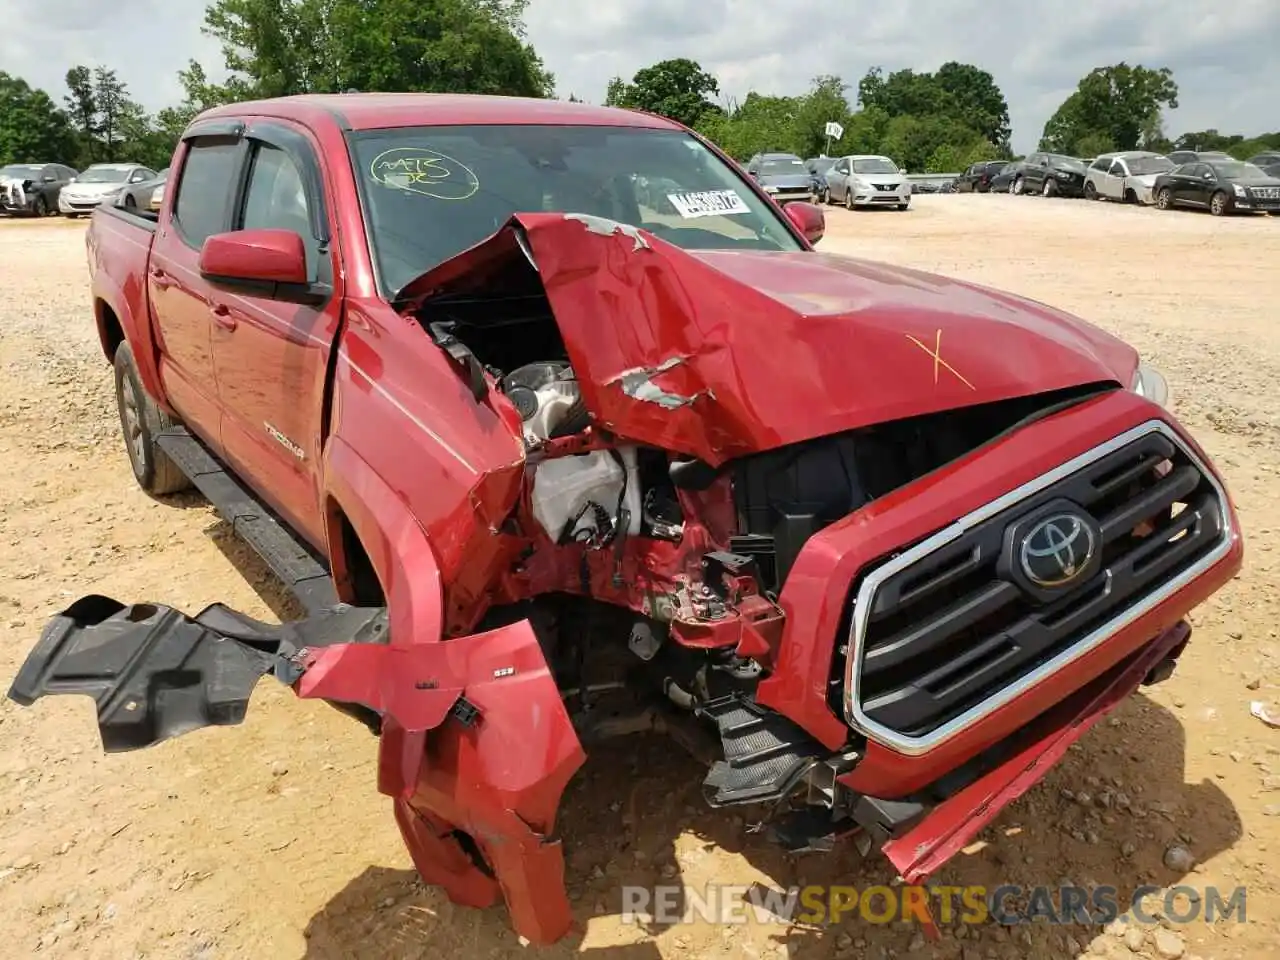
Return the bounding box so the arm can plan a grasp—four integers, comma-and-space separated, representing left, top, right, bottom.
197, 93, 684, 133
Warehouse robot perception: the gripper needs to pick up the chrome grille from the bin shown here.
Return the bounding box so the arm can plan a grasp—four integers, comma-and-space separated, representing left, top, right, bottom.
842, 421, 1232, 754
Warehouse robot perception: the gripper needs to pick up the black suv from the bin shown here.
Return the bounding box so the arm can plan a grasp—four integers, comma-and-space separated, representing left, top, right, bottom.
1010, 153, 1088, 197
956, 160, 1007, 193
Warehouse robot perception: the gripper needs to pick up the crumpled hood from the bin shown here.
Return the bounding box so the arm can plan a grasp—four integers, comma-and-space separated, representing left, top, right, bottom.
404, 213, 1138, 466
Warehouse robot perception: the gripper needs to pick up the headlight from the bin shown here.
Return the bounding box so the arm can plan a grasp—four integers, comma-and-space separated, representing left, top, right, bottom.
1131, 360, 1169, 407
764, 185, 778, 193
1233, 183, 1247, 197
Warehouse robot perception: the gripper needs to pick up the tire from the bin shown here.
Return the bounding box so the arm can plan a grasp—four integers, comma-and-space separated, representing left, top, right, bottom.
113, 342, 192, 496
1011, 176, 1023, 195
1209, 191, 1229, 216
897, 203, 909, 211
32, 195, 48, 217
1042, 178, 1058, 197
1156, 188, 1173, 210
124, 193, 136, 210
821, 186, 830, 205
844, 186, 854, 210
1084, 181, 1097, 200
64, 212, 80, 219
1124, 189, 1138, 204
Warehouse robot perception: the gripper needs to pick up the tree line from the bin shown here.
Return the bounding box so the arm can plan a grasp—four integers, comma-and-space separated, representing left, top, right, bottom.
1, 0, 1276, 174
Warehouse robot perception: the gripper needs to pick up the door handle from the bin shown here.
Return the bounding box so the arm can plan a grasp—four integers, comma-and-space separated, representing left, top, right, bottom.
210, 303, 236, 330
149, 268, 173, 290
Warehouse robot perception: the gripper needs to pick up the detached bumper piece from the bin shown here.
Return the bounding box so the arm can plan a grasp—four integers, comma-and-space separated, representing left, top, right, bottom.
7, 594, 387, 751
700, 695, 825, 805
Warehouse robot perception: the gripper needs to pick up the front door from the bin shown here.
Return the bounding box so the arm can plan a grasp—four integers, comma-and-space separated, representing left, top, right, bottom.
1101, 159, 1127, 200
830, 158, 850, 200
148, 134, 245, 450
208, 122, 342, 549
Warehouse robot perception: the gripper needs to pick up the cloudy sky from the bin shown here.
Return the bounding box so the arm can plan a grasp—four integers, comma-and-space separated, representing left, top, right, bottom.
2, 0, 1277, 152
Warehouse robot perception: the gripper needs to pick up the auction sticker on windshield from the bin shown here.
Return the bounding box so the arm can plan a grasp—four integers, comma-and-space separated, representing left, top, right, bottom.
667, 189, 750, 219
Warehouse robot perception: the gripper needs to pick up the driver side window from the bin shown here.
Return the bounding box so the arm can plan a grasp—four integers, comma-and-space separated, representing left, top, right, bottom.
240, 143, 318, 279
1108, 160, 1126, 177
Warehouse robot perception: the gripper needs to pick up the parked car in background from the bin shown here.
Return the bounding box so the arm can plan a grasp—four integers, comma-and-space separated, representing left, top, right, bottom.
746, 152, 812, 204
1011, 154, 1088, 197
116, 167, 169, 212
1166, 150, 1233, 167
1247, 152, 1280, 177
1152, 159, 1280, 216
59, 163, 158, 217
0, 162, 77, 216
1084, 152, 1175, 204
804, 156, 835, 199
988, 161, 1022, 193
955, 160, 1007, 193
822, 154, 911, 209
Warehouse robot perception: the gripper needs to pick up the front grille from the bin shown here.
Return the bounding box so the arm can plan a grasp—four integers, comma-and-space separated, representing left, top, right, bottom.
874, 183, 900, 191
844, 424, 1229, 745
1253, 187, 1279, 200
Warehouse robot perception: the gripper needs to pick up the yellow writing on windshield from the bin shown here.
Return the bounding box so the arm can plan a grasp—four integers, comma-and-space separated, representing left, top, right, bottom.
369, 147, 479, 200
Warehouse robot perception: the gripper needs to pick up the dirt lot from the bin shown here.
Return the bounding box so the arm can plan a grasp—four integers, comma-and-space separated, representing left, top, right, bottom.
1, 196, 1277, 960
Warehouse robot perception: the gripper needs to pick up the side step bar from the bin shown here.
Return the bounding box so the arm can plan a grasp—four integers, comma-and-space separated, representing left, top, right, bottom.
155, 428, 338, 614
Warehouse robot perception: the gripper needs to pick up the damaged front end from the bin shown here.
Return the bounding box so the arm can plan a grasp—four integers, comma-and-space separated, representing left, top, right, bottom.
11, 212, 1243, 945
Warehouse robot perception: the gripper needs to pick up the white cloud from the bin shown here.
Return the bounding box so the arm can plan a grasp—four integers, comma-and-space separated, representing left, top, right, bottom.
0, 0, 1276, 151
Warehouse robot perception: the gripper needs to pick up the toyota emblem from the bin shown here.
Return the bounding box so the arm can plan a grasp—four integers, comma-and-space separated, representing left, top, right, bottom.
1019, 512, 1098, 588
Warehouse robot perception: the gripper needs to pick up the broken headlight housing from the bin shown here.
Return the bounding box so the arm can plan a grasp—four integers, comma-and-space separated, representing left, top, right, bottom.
1131, 360, 1169, 407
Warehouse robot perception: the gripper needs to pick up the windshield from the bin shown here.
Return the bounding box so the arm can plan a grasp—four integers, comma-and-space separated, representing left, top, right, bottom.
1211, 161, 1267, 180
78, 166, 130, 183
1048, 156, 1086, 171
1, 165, 42, 179
1128, 157, 1174, 175
758, 157, 805, 176
852, 158, 898, 175
349, 125, 803, 297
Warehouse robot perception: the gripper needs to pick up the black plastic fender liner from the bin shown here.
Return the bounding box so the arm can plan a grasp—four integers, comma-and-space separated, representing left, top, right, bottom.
7, 595, 389, 752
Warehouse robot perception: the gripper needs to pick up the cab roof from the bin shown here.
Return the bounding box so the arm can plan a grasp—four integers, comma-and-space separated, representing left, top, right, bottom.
197, 93, 684, 133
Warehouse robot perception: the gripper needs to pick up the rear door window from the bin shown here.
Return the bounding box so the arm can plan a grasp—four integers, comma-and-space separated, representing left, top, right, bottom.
173, 138, 242, 248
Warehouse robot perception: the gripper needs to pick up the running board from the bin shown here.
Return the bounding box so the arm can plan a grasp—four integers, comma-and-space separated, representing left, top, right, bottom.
155, 428, 338, 614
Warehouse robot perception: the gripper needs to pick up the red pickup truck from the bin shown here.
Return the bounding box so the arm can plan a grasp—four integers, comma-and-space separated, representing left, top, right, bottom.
9, 94, 1242, 942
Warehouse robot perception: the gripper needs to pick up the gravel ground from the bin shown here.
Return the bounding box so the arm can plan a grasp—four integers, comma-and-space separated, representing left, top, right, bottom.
0, 197, 1277, 960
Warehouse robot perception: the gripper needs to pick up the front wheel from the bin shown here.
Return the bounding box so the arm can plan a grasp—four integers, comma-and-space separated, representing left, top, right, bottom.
32, 195, 48, 217
1084, 181, 1097, 200
63, 212, 80, 219
124, 193, 136, 210
1156, 188, 1173, 210
821, 186, 831, 205
844, 187, 854, 210
897, 203, 909, 211
1042, 178, 1058, 197
1011, 177, 1023, 195
1209, 191, 1230, 217
114, 342, 192, 496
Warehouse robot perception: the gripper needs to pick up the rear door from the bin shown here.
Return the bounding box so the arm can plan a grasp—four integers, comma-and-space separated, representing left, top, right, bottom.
208, 119, 342, 550
148, 123, 247, 450
1102, 159, 1126, 199
829, 157, 850, 199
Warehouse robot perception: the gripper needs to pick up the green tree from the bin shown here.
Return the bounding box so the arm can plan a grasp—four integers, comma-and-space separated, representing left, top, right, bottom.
879, 114, 987, 172
1072, 132, 1116, 158
1039, 63, 1177, 153
934, 61, 1011, 149
605, 58, 720, 128
64, 65, 98, 166
792, 75, 852, 157
93, 67, 131, 160
199, 0, 552, 99
0, 72, 77, 165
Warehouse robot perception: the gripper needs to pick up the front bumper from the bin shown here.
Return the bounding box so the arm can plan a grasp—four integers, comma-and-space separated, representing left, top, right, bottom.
757, 389, 1242, 794
59, 193, 113, 214
851, 183, 911, 206
1, 183, 34, 212
763, 186, 814, 205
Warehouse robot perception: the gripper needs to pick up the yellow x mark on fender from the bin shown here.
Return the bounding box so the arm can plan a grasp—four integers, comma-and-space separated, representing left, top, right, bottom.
905, 328, 976, 391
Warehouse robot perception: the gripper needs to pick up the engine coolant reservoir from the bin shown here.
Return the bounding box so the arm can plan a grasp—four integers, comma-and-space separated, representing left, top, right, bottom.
531, 448, 642, 542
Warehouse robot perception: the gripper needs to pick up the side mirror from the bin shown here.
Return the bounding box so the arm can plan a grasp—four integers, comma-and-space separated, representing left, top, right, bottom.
1203, 172, 1214, 180
42, 174, 56, 182
748, 170, 759, 179
784, 201, 825, 245
200, 228, 309, 291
